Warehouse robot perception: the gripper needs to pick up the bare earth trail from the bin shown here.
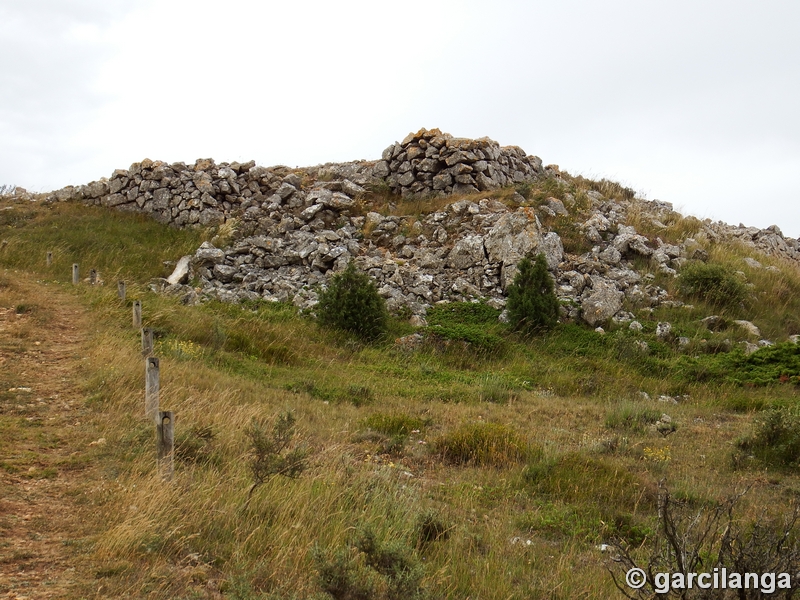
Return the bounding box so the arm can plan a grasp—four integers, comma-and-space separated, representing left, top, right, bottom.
0, 272, 105, 599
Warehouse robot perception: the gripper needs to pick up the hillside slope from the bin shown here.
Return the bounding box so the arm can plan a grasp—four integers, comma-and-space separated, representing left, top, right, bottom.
1, 132, 800, 598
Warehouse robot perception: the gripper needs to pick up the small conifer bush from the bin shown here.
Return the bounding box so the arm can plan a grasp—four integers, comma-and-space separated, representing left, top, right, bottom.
317, 262, 388, 341
506, 253, 560, 334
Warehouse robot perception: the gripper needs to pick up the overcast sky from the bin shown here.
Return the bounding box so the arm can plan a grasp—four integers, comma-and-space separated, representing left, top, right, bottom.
2, 0, 799, 237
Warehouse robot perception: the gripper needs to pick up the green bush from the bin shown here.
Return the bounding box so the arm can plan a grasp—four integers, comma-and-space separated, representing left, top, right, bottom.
317, 262, 388, 341
506, 253, 559, 334
314, 529, 425, 600
677, 261, 748, 308
736, 407, 800, 469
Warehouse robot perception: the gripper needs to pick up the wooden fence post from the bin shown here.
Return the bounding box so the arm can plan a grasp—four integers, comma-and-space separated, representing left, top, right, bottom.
156, 410, 175, 481
89, 269, 97, 285
141, 328, 154, 357
46, 251, 53, 266
72, 263, 79, 285
133, 300, 142, 328
118, 280, 126, 301
145, 356, 159, 422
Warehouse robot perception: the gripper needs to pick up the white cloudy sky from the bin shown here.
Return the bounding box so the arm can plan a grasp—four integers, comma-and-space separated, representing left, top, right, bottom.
2, 0, 799, 237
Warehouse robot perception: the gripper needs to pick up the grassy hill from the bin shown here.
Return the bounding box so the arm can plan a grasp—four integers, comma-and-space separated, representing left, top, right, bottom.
2, 183, 800, 599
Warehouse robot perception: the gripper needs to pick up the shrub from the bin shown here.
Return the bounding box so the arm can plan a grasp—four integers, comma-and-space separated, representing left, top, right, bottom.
677, 261, 747, 309
314, 529, 425, 600
435, 422, 536, 467
506, 253, 559, 334
735, 406, 800, 469
244, 412, 307, 505
607, 484, 800, 599
317, 262, 388, 341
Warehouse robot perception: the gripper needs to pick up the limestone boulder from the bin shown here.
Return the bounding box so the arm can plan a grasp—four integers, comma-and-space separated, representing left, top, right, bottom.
447, 235, 486, 269
581, 279, 624, 326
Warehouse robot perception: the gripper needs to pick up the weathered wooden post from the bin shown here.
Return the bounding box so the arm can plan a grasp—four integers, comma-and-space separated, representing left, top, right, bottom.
46, 252, 53, 266
89, 269, 97, 285
141, 328, 154, 357
145, 356, 159, 422
117, 280, 126, 302
72, 263, 79, 285
133, 300, 142, 328
156, 410, 175, 481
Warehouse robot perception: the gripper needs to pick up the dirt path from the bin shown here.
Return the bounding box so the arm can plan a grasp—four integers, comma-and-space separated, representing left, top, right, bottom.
0, 273, 102, 599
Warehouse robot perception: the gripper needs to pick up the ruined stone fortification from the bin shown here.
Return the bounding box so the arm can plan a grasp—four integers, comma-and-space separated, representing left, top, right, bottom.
30, 128, 800, 329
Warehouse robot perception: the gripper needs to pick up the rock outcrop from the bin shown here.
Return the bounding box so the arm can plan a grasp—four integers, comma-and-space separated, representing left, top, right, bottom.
28, 129, 800, 328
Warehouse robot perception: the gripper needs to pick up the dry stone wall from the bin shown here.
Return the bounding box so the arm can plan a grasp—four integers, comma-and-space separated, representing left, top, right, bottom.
380, 128, 545, 197
38, 129, 800, 329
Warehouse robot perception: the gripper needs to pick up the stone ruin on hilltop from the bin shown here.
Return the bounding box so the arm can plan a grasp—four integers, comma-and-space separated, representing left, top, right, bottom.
36, 128, 800, 328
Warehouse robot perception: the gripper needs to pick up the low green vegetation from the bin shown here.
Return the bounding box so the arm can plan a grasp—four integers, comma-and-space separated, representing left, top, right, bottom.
425, 300, 506, 354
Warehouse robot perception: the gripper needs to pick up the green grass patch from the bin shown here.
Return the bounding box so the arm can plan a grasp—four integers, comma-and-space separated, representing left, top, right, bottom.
426, 301, 506, 354
360, 413, 427, 437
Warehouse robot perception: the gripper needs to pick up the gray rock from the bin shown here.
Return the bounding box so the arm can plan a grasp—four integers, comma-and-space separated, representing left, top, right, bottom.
700, 315, 727, 331
276, 182, 296, 200
324, 192, 355, 210
213, 264, 238, 283
447, 235, 486, 269
743, 257, 762, 269
656, 322, 673, 341
541, 232, 564, 269
598, 246, 622, 265
167, 255, 192, 285
198, 209, 224, 226
484, 208, 544, 288
545, 197, 569, 216
195, 241, 225, 264
194, 172, 214, 194
733, 320, 761, 337
581, 279, 624, 326
742, 341, 760, 355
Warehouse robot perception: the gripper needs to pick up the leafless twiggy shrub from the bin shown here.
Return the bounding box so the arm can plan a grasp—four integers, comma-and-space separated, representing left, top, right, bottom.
607, 481, 800, 599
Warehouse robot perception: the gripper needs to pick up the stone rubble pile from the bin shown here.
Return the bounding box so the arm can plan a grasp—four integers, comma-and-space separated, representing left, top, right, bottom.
380, 128, 545, 197
35, 129, 800, 330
